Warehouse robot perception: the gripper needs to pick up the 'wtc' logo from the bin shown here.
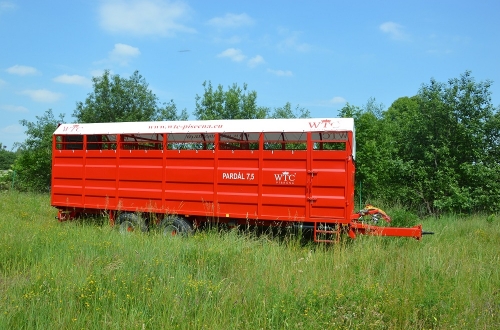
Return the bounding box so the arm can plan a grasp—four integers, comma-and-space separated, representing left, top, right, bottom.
308, 119, 341, 128
62, 124, 81, 132
274, 171, 296, 185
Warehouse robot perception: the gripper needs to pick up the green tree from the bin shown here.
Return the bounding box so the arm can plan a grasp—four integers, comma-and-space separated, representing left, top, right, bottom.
341, 72, 500, 215
194, 81, 311, 121
385, 72, 500, 214
270, 102, 310, 119
0, 144, 17, 170
73, 70, 187, 123
194, 81, 268, 120
383, 96, 430, 212
339, 99, 393, 203
158, 100, 188, 122
12, 109, 64, 192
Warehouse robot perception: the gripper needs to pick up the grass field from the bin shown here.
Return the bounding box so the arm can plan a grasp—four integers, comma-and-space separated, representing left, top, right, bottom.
1, 191, 499, 329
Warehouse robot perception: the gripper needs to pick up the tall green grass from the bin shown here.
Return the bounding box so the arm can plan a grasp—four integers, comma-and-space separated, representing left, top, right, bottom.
1, 191, 499, 329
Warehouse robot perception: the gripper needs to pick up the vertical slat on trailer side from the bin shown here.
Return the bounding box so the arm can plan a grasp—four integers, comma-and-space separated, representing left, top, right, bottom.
258, 133, 264, 219
347, 131, 356, 218
51, 134, 56, 205
116, 134, 121, 211
306, 132, 312, 220
82, 135, 87, 208
212, 133, 219, 220
161, 134, 166, 214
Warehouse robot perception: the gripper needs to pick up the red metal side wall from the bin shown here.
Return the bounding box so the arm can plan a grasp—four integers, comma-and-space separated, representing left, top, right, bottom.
84, 150, 118, 209
52, 133, 354, 224
217, 150, 260, 219
261, 150, 308, 221
52, 149, 85, 207
117, 150, 164, 212
164, 150, 215, 216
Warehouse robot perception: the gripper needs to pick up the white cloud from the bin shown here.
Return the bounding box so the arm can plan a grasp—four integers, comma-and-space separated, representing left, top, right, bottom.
90, 69, 109, 77
379, 22, 407, 40
224, 36, 242, 44
217, 49, 265, 68
53, 74, 91, 86
0, 1, 16, 12
0, 105, 28, 113
21, 89, 63, 103
109, 43, 141, 65
111, 43, 140, 57
426, 49, 452, 55
248, 55, 265, 68
0, 124, 25, 150
217, 48, 246, 62
6, 65, 39, 76
277, 28, 311, 52
1, 124, 23, 134
213, 35, 243, 44
267, 69, 293, 77
278, 37, 310, 52
310, 97, 347, 107
208, 13, 254, 28
329, 96, 346, 104
99, 0, 195, 36
0, 78, 6, 87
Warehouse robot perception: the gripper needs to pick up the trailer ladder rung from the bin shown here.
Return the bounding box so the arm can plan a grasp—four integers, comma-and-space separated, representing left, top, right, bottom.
313, 223, 341, 243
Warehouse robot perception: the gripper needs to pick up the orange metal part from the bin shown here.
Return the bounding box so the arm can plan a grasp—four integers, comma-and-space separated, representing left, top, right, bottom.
348, 222, 423, 240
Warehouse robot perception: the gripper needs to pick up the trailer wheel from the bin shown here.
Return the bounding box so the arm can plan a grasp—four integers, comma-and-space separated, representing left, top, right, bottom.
118, 213, 148, 233
160, 216, 193, 237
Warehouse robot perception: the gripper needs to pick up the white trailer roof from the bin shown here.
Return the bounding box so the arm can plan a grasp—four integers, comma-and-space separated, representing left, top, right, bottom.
53, 118, 354, 135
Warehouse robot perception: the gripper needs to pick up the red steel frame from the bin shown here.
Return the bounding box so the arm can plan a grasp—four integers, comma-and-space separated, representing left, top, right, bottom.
51, 118, 423, 241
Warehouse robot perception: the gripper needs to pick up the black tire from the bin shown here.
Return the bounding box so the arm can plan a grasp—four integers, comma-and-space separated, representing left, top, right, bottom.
118, 213, 148, 233
119, 220, 134, 233
160, 216, 193, 237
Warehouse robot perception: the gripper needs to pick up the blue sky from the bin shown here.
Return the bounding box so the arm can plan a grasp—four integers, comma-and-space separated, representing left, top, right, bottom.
1, 0, 499, 150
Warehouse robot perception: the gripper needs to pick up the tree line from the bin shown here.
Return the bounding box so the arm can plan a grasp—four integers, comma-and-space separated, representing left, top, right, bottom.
1, 70, 498, 216
340, 71, 500, 215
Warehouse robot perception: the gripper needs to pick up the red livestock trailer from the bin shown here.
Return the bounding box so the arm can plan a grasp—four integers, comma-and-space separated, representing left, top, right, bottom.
51, 118, 423, 242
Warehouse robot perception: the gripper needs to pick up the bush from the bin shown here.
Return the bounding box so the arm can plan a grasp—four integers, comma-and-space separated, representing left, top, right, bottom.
0, 170, 13, 191
387, 207, 420, 228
